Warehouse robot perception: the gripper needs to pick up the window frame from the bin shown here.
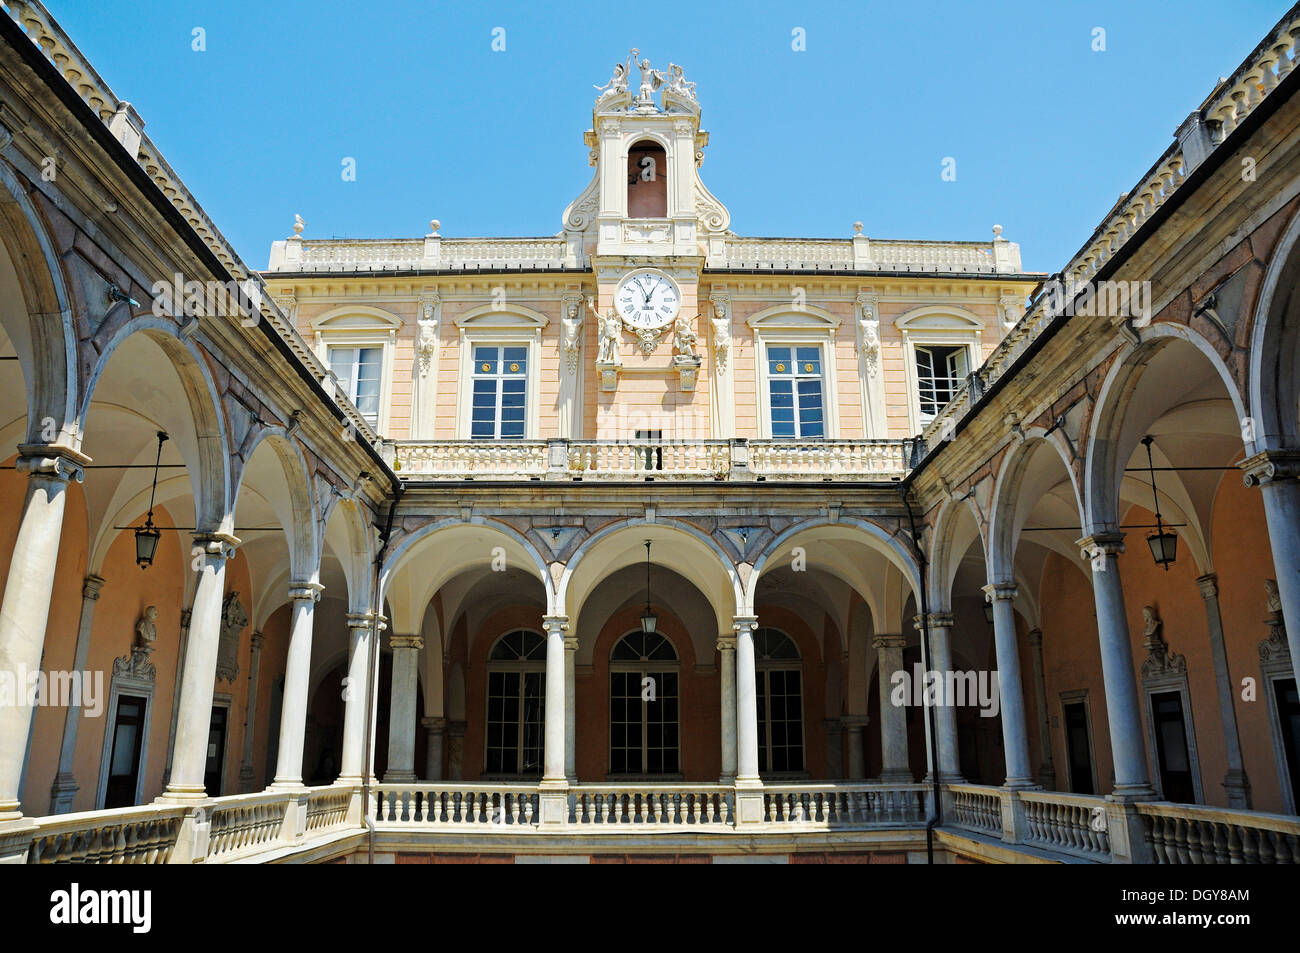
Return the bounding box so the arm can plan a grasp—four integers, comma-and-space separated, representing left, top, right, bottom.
454, 305, 548, 440
748, 305, 841, 440
483, 629, 547, 779
327, 345, 385, 428
895, 306, 984, 435
310, 306, 401, 436
753, 627, 806, 778
608, 630, 683, 780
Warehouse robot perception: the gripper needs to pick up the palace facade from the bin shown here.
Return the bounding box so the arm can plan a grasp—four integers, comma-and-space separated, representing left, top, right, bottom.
1, 0, 1299, 864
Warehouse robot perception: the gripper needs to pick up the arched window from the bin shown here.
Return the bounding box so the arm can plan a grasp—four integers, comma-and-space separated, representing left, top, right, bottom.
610, 631, 680, 775
754, 627, 804, 774
485, 630, 546, 775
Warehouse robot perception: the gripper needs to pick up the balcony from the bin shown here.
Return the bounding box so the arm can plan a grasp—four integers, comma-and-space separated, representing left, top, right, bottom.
17, 781, 1299, 864
385, 437, 915, 482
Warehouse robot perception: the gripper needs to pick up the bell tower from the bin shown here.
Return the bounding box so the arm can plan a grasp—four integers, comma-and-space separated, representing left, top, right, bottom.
561, 50, 730, 263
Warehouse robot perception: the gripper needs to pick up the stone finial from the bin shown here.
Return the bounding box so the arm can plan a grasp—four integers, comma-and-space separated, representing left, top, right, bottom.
853, 221, 863, 235
291, 213, 305, 237
427, 219, 441, 237
992, 224, 1004, 239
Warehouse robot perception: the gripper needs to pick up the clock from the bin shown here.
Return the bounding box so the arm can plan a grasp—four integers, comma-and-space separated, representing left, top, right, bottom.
615, 270, 680, 331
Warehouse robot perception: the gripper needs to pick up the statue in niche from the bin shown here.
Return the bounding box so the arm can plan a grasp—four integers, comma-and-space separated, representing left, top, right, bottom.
216, 592, 248, 683
673, 312, 698, 360
135, 605, 158, 659
1140, 604, 1184, 677
1142, 605, 1161, 642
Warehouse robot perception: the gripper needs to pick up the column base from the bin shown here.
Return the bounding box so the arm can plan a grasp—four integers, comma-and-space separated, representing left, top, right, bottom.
268, 777, 310, 792
1106, 784, 1157, 803
1222, 769, 1251, 809
733, 777, 765, 825
1002, 777, 1042, 791
49, 773, 79, 814
923, 771, 965, 784
155, 785, 209, 804
0, 818, 37, 863
382, 770, 418, 783
874, 769, 915, 784
537, 779, 569, 828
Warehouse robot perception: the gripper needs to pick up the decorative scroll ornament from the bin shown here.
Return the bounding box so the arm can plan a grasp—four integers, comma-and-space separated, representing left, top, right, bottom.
1140, 605, 1185, 677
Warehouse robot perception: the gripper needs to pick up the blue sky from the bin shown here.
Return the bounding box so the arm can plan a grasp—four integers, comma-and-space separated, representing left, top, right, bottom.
48, 0, 1289, 273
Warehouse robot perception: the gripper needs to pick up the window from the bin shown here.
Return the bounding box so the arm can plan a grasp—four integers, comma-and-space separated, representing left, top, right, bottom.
329, 346, 382, 426
485, 630, 546, 775
471, 345, 528, 439
767, 346, 825, 438
610, 631, 679, 775
627, 140, 667, 218
754, 628, 804, 774
914, 343, 968, 425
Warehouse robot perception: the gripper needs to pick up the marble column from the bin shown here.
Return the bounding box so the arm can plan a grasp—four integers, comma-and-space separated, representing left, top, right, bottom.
0, 445, 85, 820
271, 582, 322, 788
842, 715, 868, 779
422, 716, 445, 781
734, 616, 761, 783
1196, 573, 1251, 807
541, 616, 568, 784
1078, 532, 1154, 798
338, 611, 378, 784
718, 634, 737, 782
564, 634, 578, 781
1027, 628, 1056, 789
984, 582, 1036, 788
49, 573, 105, 813
384, 634, 422, 783
917, 613, 962, 780
1241, 450, 1300, 688
161, 606, 193, 790
161, 532, 238, 801
873, 633, 912, 782
237, 631, 266, 792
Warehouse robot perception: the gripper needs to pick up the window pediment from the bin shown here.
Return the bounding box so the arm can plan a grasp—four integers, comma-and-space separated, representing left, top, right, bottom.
894, 304, 983, 332
310, 305, 403, 333
455, 303, 549, 329
747, 304, 840, 331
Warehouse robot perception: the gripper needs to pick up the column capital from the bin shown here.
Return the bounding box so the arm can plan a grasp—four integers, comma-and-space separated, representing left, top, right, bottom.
345, 611, 385, 632
249, 630, 265, 651
15, 442, 90, 483
82, 573, 106, 601
1028, 628, 1044, 647
1196, 572, 1219, 600
288, 581, 324, 603
542, 615, 569, 635
1240, 448, 1300, 486
733, 615, 759, 635
914, 612, 953, 631
872, 633, 906, 649
191, 532, 240, 560
563, 635, 579, 652
1077, 531, 1125, 559
983, 581, 1019, 602
389, 634, 423, 651
716, 635, 737, 652
421, 716, 446, 731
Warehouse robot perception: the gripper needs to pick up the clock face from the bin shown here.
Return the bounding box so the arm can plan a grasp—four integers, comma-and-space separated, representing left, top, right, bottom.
615, 271, 680, 330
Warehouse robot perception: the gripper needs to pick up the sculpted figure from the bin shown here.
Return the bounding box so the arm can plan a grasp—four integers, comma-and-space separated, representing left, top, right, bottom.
135, 606, 158, 656
589, 296, 621, 365
673, 313, 698, 359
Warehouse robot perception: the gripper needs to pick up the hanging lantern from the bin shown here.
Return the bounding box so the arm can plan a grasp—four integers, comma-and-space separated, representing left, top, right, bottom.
640, 540, 657, 634
1141, 436, 1176, 570
134, 431, 169, 569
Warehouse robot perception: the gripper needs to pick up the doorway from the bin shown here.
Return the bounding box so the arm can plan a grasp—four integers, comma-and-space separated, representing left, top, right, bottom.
104, 694, 148, 809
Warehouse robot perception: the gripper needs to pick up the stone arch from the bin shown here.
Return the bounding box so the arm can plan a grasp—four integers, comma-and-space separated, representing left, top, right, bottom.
559, 518, 742, 631
382, 517, 555, 632
78, 318, 232, 532
1249, 197, 1300, 450
0, 159, 77, 443
987, 429, 1084, 583
321, 495, 374, 614
1083, 323, 1247, 543
746, 516, 922, 620
926, 495, 987, 611
232, 426, 319, 582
